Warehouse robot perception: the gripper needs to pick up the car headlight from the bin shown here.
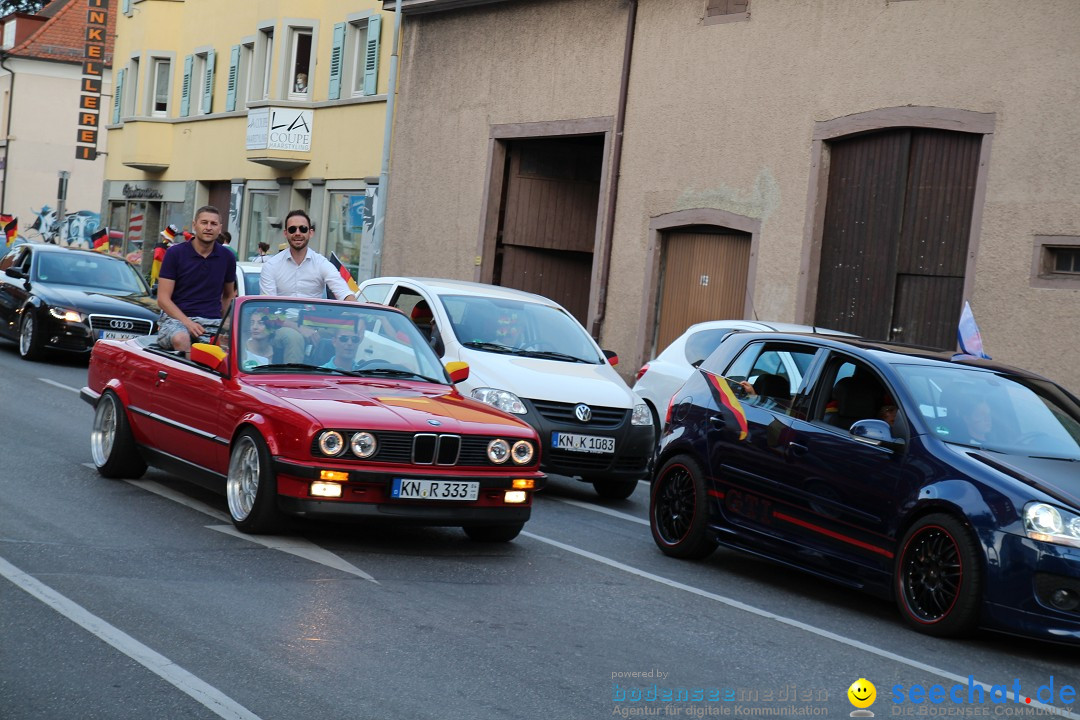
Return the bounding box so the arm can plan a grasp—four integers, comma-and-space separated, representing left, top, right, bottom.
631, 402, 653, 426
48, 307, 85, 323
318, 430, 345, 456
350, 432, 377, 458
487, 438, 510, 464
472, 387, 527, 414
511, 440, 534, 465
1024, 502, 1080, 549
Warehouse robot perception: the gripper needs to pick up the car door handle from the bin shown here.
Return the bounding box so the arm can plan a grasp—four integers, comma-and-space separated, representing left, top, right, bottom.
787, 442, 808, 458
708, 415, 725, 430
156, 370, 167, 386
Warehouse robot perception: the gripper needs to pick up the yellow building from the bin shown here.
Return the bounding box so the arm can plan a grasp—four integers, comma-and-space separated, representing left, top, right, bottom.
104, 0, 390, 278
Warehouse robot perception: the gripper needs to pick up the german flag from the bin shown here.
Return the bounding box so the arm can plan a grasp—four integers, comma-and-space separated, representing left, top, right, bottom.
703, 371, 748, 441
301, 313, 357, 331
1, 214, 16, 246
91, 227, 109, 252
329, 251, 360, 295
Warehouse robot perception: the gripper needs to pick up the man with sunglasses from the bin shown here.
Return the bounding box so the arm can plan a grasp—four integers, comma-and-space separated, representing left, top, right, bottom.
320, 318, 366, 371
259, 209, 357, 301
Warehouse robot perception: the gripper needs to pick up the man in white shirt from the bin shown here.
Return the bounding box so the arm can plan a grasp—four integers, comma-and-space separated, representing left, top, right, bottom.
259, 209, 357, 301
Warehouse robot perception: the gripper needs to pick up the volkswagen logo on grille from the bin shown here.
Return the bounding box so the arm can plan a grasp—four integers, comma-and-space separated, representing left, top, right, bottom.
574, 404, 592, 423
109, 319, 135, 330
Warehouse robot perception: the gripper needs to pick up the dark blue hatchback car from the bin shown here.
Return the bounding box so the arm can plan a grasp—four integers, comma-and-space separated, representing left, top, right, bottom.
650, 332, 1080, 644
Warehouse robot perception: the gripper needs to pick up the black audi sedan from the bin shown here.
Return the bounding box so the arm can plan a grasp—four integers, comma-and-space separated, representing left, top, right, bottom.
651, 331, 1080, 644
0, 243, 158, 361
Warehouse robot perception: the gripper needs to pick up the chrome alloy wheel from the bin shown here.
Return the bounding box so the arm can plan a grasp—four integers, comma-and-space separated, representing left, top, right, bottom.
227, 434, 261, 522
18, 314, 35, 356
90, 394, 117, 468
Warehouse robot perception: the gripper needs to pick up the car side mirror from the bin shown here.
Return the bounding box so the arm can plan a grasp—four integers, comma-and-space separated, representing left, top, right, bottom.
445, 360, 469, 384
190, 342, 228, 373
603, 349, 619, 366
5, 267, 26, 279
850, 419, 905, 451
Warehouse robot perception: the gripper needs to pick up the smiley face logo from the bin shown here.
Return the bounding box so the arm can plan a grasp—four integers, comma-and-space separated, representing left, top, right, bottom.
848, 678, 877, 716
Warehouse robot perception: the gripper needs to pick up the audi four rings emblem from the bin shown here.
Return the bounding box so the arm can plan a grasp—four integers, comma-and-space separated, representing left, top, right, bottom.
574, 404, 592, 422
109, 319, 135, 330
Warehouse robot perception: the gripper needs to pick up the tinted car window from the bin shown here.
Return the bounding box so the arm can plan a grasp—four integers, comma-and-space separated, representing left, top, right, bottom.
683, 328, 738, 366
34, 252, 147, 294
718, 341, 819, 414
894, 364, 1080, 459
360, 283, 392, 304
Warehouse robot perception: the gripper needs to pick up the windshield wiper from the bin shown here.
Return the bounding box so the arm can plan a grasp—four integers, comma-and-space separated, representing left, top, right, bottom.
352, 368, 442, 383
247, 363, 348, 374
462, 341, 518, 354
518, 349, 591, 363
1028, 455, 1080, 462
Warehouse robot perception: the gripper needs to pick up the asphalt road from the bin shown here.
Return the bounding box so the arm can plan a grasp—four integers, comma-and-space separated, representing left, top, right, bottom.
0, 341, 1076, 720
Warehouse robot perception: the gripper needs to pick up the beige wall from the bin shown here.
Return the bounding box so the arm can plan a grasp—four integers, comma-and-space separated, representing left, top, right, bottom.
383, 0, 1080, 388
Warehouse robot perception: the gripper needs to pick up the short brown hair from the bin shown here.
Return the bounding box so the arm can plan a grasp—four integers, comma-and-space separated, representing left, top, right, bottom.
194, 205, 222, 221
284, 208, 312, 227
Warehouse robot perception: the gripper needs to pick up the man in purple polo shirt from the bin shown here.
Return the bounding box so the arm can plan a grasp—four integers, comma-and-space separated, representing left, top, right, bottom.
156, 205, 237, 353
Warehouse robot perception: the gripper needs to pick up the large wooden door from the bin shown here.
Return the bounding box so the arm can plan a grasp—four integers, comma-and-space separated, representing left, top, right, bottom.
655, 229, 751, 353
814, 129, 980, 348
495, 137, 602, 323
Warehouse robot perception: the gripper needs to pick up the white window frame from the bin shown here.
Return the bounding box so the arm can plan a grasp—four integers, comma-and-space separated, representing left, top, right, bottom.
125, 55, 140, 117
284, 22, 317, 101
253, 24, 274, 101
148, 55, 173, 117
238, 40, 254, 108
348, 18, 370, 97
192, 52, 207, 114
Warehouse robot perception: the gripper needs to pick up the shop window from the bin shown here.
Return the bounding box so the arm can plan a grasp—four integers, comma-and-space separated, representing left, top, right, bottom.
245, 192, 278, 261
287, 28, 313, 99
325, 191, 373, 284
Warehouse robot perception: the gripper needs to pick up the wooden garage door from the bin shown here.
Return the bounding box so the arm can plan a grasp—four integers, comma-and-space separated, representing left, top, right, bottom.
814, 129, 980, 348
495, 137, 602, 324
655, 229, 751, 353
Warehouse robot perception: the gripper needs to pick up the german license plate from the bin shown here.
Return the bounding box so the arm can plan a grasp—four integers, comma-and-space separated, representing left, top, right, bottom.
551, 432, 615, 454
98, 330, 139, 341
391, 478, 479, 501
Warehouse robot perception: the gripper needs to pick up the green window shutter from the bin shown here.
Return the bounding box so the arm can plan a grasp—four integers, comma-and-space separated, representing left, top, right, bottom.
203, 49, 216, 114
179, 54, 193, 117
225, 45, 240, 112
362, 15, 381, 96
112, 68, 125, 124
122, 0, 130, 14
328, 22, 345, 100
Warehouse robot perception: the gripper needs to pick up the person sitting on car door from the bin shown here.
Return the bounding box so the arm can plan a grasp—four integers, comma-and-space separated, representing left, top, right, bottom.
320, 318, 365, 371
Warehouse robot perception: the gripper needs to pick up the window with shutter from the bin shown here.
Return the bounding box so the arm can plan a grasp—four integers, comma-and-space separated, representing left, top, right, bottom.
179, 54, 192, 117
112, 68, 125, 124
202, 49, 215, 114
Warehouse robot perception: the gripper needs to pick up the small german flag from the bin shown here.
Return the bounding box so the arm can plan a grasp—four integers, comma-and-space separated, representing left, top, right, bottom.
703, 371, 748, 441
91, 227, 109, 252
301, 314, 357, 331
329, 251, 360, 295
1, 214, 16, 246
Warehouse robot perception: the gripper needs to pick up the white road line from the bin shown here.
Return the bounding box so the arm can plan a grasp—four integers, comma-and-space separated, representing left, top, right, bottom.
522, 531, 1080, 719
39, 378, 80, 393
0, 555, 262, 720
124, 477, 232, 523
547, 496, 649, 526
207, 525, 378, 584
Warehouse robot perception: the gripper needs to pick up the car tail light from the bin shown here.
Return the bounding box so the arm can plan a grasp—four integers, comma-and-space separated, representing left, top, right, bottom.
665, 394, 676, 427
635, 363, 650, 382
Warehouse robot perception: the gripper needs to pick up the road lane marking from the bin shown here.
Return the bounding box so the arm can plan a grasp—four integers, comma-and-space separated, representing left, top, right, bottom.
546, 496, 649, 526
122, 476, 231, 523
521, 531, 1080, 720
0, 555, 262, 720
207, 525, 378, 584
39, 378, 80, 393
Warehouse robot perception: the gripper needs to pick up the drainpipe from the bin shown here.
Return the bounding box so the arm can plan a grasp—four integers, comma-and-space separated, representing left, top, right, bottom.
370, 0, 402, 279
0, 51, 14, 214
590, 0, 638, 339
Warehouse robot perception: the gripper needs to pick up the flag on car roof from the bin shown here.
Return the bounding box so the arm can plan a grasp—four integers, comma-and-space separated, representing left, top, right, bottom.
91, 227, 109, 252
1, 214, 16, 246
329, 251, 360, 295
703, 371, 748, 441
957, 301, 991, 360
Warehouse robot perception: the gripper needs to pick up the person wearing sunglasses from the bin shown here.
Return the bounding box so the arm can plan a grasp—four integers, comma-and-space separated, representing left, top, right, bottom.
320, 318, 366, 371
259, 209, 357, 302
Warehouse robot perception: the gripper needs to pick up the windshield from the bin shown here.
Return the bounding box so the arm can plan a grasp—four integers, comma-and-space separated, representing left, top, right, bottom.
33, 251, 149, 295
237, 300, 449, 382
241, 269, 262, 295
440, 294, 603, 364
895, 364, 1080, 459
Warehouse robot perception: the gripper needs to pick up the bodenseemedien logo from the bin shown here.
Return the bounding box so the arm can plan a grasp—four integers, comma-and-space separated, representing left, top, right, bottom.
848, 678, 877, 717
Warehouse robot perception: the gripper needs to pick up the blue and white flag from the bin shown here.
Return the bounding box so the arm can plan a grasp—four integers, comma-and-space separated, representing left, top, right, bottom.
957, 301, 991, 359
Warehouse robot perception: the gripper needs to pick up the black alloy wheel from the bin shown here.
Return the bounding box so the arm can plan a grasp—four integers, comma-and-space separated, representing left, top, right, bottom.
649, 455, 716, 559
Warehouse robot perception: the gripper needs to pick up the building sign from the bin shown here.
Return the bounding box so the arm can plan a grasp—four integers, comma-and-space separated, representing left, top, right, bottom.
76, 0, 109, 161
246, 107, 313, 152
122, 184, 164, 199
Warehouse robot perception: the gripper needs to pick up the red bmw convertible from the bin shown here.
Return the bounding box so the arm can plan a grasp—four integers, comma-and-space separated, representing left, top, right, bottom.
81, 296, 545, 541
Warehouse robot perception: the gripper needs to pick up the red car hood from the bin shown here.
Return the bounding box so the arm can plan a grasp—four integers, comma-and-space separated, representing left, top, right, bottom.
253, 379, 535, 436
